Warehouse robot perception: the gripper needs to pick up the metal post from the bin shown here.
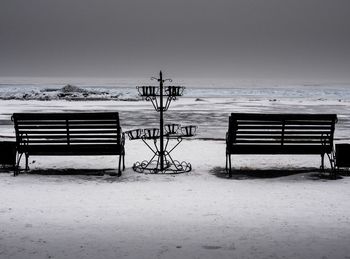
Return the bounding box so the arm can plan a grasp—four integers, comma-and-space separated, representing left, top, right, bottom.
159, 70, 164, 171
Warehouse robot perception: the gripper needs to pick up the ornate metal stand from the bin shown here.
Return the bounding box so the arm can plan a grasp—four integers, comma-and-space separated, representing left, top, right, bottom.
126, 71, 197, 174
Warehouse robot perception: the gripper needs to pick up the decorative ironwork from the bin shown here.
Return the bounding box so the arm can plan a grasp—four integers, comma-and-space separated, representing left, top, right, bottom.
126, 71, 197, 174
126, 129, 143, 140
181, 125, 197, 136
136, 84, 185, 112
164, 123, 180, 135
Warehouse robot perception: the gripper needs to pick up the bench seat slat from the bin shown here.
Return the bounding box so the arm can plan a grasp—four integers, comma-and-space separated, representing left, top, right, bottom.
233, 140, 330, 144
24, 135, 118, 139
22, 139, 119, 144
18, 125, 118, 129
234, 130, 331, 135
237, 121, 335, 125
17, 120, 118, 125
13, 112, 119, 120
237, 125, 332, 130
235, 135, 331, 139
231, 113, 337, 121
228, 145, 333, 154
18, 130, 119, 134
17, 144, 122, 155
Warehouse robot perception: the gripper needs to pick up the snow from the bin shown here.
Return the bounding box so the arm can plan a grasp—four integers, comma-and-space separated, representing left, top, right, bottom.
1, 141, 350, 258
0, 84, 139, 101
1, 85, 350, 258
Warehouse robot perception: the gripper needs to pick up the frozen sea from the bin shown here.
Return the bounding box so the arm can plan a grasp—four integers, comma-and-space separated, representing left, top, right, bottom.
1, 82, 350, 141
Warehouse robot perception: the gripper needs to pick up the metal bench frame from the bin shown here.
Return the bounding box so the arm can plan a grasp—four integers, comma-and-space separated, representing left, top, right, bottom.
12, 112, 125, 176
226, 113, 337, 177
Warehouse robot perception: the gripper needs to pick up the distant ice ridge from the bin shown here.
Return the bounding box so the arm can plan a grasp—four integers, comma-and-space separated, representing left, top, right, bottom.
0, 84, 140, 101
0, 83, 350, 101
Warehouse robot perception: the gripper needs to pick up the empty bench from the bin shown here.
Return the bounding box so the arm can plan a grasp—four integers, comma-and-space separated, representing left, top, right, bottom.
12, 112, 125, 176
226, 113, 337, 177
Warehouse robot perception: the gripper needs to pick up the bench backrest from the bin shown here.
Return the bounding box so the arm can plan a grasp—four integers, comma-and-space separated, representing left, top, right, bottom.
227, 113, 337, 147
12, 112, 121, 147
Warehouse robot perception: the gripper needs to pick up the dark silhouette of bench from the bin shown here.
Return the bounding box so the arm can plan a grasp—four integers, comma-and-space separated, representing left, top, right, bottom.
226, 113, 337, 177
12, 112, 125, 176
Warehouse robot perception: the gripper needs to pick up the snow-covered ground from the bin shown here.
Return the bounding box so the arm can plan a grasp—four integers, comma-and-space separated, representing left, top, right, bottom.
1, 84, 350, 258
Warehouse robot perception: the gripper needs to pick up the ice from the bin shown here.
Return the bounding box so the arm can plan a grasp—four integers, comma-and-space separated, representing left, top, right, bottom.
1, 140, 350, 258
0, 84, 141, 101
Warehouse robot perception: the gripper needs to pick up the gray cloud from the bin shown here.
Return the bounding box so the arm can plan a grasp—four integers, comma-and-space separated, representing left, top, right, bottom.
0, 0, 349, 81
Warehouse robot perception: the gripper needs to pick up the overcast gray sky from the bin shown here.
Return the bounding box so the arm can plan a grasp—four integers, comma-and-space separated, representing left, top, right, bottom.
0, 0, 349, 81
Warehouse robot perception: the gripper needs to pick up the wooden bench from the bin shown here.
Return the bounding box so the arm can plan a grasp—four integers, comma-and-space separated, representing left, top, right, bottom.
226, 113, 337, 177
12, 112, 125, 176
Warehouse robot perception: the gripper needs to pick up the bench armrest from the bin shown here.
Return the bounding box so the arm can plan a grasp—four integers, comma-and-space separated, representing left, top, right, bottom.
226, 132, 230, 145
121, 132, 125, 147
17, 133, 29, 147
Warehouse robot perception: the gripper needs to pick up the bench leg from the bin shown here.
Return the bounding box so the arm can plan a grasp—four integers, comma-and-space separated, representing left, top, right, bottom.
320, 154, 325, 171
229, 155, 232, 177
226, 153, 232, 178
25, 153, 29, 171
327, 152, 337, 179
14, 152, 23, 176
320, 153, 338, 179
330, 166, 337, 179
122, 150, 125, 171
118, 154, 122, 177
